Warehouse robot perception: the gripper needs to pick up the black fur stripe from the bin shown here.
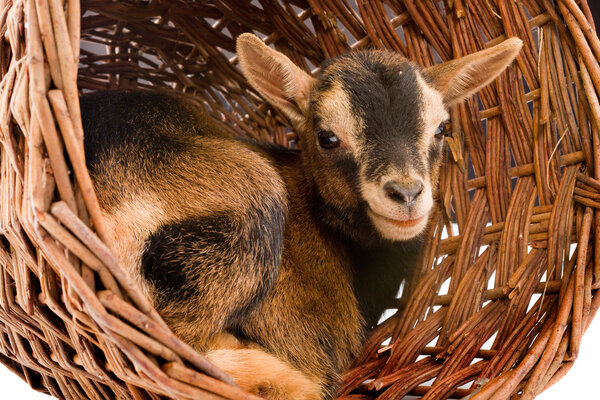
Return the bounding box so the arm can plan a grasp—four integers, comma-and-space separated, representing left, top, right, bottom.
141, 200, 285, 326
141, 214, 236, 304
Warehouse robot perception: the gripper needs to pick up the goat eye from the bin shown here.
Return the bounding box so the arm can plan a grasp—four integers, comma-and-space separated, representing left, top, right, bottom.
435, 122, 450, 138
317, 130, 340, 149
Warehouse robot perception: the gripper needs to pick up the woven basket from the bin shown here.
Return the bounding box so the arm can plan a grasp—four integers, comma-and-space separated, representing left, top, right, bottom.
0, 0, 599, 399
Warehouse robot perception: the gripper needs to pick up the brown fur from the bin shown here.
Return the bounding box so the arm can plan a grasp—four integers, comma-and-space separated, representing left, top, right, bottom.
81, 35, 522, 399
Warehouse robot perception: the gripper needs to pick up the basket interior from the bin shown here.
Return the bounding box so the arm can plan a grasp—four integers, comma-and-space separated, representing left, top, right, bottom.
0, 0, 599, 399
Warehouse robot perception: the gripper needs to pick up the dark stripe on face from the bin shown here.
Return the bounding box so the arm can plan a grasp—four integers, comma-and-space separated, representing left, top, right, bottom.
332, 52, 426, 180
333, 153, 361, 192
428, 140, 444, 168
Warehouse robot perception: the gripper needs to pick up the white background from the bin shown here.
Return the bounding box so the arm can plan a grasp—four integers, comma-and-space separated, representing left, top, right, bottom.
0, 313, 598, 398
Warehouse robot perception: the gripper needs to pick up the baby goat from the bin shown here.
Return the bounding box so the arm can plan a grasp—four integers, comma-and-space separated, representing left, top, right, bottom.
80, 34, 522, 399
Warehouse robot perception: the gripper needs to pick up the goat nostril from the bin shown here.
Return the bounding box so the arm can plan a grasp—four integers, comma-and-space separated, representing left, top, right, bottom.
383, 180, 424, 205
415, 181, 424, 197
383, 181, 402, 202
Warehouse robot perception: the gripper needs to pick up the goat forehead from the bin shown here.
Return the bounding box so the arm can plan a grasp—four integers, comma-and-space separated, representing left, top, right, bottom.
314, 51, 445, 174
335, 63, 427, 170
326, 55, 425, 144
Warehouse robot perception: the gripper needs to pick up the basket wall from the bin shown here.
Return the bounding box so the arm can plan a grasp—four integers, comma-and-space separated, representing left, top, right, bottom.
0, 0, 599, 399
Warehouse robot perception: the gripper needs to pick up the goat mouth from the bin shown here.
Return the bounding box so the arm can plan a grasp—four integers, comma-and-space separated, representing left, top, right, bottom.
368, 209, 426, 228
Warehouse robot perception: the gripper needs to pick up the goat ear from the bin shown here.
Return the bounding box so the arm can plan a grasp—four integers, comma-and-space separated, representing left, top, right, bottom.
422, 37, 523, 106
237, 33, 314, 126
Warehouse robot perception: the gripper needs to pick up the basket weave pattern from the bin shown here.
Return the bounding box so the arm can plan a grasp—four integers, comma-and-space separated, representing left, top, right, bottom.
0, 0, 599, 399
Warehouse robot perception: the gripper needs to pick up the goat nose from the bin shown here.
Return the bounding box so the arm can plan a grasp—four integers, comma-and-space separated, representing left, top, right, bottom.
383, 180, 424, 206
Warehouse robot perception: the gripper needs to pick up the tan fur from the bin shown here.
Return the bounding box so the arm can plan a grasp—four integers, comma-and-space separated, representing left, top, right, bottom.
206, 333, 322, 400
102, 194, 167, 297
416, 73, 449, 147
313, 81, 364, 153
